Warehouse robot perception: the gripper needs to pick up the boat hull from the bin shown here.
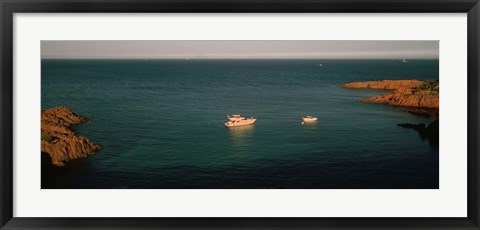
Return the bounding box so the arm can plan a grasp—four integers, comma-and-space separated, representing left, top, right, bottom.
225, 119, 256, 127
302, 117, 318, 122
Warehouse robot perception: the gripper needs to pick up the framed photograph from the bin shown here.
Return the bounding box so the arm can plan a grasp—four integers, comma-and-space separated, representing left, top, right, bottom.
1, 0, 479, 229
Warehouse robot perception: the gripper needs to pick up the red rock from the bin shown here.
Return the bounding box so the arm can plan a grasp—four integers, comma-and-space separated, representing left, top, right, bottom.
341, 80, 439, 109
41, 107, 101, 167
41, 106, 87, 127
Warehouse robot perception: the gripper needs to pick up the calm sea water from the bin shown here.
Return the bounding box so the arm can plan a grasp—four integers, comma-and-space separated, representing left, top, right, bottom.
41, 59, 439, 189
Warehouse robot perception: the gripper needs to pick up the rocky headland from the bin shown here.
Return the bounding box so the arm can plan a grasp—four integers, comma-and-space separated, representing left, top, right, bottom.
341, 80, 439, 109
341, 79, 439, 144
41, 107, 101, 166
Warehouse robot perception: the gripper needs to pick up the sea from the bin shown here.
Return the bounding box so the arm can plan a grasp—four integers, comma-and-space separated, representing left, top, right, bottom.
41, 59, 439, 189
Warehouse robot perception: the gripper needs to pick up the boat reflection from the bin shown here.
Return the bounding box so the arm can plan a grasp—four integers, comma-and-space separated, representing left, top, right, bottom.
301, 120, 318, 131
227, 125, 255, 148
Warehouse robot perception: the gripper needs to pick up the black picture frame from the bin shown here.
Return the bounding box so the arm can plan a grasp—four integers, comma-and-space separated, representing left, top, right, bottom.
1, 0, 479, 229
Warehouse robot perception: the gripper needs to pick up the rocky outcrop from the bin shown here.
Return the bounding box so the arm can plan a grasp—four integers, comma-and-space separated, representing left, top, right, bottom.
341, 80, 439, 109
342, 80, 439, 145
398, 120, 439, 144
361, 88, 439, 108
41, 107, 101, 166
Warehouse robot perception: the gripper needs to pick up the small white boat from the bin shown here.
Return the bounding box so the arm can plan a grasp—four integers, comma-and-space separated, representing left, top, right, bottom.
318, 63, 323, 67
402, 58, 408, 63
302, 116, 318, 123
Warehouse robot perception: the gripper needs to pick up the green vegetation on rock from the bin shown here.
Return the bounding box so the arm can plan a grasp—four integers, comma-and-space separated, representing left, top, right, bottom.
41, 133, 53, 142
413, 80, 439, 94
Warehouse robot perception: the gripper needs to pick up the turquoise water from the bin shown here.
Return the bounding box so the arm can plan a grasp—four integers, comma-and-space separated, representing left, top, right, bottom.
41, 59, 439, 189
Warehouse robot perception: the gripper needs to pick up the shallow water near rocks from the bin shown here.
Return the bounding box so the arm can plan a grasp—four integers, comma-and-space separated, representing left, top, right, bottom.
41, 59, 439, 189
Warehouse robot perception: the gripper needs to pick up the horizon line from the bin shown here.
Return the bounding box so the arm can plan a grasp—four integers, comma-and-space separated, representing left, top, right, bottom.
41, 57, 440, 60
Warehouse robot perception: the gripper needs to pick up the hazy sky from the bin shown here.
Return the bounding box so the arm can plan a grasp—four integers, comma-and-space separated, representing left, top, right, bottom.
41, 40, 439, 59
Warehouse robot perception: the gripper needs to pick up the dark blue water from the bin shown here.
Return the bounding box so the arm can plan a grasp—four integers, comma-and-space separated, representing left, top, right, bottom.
41, 59, 439, 189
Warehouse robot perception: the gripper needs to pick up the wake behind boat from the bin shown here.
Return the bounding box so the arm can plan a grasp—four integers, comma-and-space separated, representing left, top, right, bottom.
225, 114, 256, 127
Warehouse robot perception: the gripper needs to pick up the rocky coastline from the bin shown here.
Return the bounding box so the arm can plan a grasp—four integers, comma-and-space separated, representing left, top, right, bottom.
41, 107, 101, 166
342, 79, 439, 144
341, 80, 439, 109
